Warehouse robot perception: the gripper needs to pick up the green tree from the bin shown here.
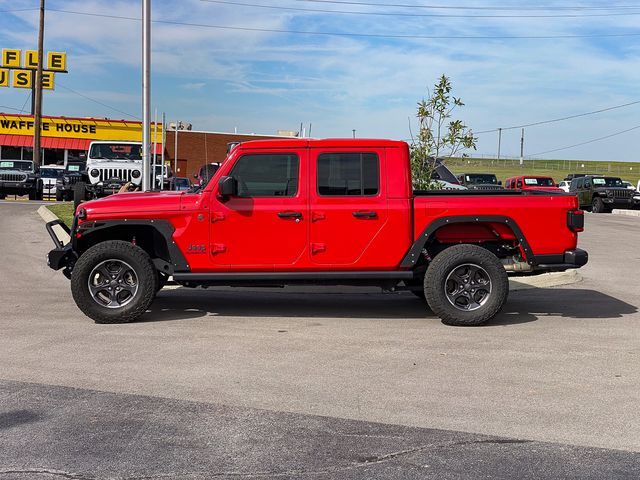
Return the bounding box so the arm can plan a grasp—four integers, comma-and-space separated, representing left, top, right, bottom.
410, 75, 477, 189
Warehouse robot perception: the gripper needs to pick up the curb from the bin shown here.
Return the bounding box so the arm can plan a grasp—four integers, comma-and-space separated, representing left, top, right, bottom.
37, 205, 71, 244
509, 269, 582, 291
611, 209, 640, 217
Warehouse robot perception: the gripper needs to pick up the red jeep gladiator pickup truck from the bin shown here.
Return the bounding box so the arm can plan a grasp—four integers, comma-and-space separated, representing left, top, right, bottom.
46, 139, 587, 326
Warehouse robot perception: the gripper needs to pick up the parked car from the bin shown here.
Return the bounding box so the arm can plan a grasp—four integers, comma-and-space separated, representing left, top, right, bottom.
504, 175, 563, 192
569, 175, 640, 213
456, 173, 502, 190
40, 165, 65, 200
46, 138, 588, 327
56, 161, 88, 202
557, 180, 571, 193
194, 163, 221, 187
170, 176, 191, 191
0, 159, 41, 200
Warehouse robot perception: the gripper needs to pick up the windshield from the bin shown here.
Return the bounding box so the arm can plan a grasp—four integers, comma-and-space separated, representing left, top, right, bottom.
89, 143, 142, 160
592, 177, 623, 187
465, 174, 497, 185
0, 160, 33, 171
524, 177, 554, 186
40, 168, 64, 178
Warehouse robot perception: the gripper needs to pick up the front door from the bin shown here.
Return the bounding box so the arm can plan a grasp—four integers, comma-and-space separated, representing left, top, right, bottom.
309, 149, 388, 267
209, 150, 308, 269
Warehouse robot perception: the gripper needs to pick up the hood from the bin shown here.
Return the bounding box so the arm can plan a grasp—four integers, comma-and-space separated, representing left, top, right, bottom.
528, 186, 563, 192
81, 190, 186, 218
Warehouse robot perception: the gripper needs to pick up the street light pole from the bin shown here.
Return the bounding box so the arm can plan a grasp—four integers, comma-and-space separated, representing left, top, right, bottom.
33, 0, 45, 169
141, 0, 151, 191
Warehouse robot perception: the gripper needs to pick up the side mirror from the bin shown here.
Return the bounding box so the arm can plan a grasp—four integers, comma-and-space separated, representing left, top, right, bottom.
218, 175, 237, 197
498, 180, 502, 185
193, 172, 198, 179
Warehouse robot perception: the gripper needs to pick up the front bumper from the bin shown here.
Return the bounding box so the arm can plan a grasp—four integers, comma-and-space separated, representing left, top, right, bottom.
535, 248, 589, 271
46, 219, 77, 278
0, 182, 36, 194
603, 196, 640, 208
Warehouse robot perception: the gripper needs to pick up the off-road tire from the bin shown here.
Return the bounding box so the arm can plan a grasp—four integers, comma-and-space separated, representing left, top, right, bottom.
592, 197, 608, 214
28, 189, 37, 201
63, 190, 73, 202
0, 194, 5, 200
71, 240, 157, 324
74, 182, 86, 209
55, 189, 64, 201
424, 244, 508, 326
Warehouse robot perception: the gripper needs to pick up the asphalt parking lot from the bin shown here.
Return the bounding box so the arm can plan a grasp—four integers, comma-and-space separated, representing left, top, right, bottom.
1, 202, 639, 479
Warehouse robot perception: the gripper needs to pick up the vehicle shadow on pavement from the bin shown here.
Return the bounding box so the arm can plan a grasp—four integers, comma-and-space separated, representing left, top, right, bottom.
492, 288, 638, 326
143, 287, 637, 326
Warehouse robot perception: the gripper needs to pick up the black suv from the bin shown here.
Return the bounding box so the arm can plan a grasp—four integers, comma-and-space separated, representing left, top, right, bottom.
456, 173, 503, 190
570, 175, 640, 213
56, 161, 88, 201
0, 159, 42, 200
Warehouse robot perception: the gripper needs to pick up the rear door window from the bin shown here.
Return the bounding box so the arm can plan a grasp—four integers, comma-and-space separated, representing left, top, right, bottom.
317, 153, 379, 196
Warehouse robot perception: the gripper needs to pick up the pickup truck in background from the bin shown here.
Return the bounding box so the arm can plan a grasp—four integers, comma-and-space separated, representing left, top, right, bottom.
570, 175, 640, 213
505, 175, 563, 192
46, 139, 587, 327
456, 173, 503, 190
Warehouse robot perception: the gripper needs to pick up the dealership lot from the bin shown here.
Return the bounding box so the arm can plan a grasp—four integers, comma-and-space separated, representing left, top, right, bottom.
1, 202, 639, 478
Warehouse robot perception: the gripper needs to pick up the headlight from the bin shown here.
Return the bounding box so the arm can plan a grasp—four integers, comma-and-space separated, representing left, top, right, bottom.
63, 176, 70, 182
131, 170, 141, 179
90, 169, 99, 177
606, 190, 613, 197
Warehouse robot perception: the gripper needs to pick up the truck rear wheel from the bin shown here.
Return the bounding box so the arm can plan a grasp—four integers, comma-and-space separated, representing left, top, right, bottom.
71, 240, 157, 324
424, 244, 508, 326
55, 189, 64, 201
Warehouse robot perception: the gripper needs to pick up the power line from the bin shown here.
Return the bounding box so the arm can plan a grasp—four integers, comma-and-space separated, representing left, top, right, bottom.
0, 8, 39, 13
0, 105, 25, 113
532, 125, 640, 156
56, 83, 140, 120
298, 0, 640, 10
43, 8, 640, 40
475, 100, 640, 135
200, 0, 640, 18
294, 0, 640, 11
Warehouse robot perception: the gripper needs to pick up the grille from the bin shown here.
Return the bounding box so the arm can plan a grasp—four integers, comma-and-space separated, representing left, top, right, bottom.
68, 176, 80, 185
613, 189, 632, 199
98, 168, 134, 183
0, 172, 27, 183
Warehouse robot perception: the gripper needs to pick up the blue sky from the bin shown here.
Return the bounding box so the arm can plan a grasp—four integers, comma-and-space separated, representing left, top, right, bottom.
1, 0, 639, 161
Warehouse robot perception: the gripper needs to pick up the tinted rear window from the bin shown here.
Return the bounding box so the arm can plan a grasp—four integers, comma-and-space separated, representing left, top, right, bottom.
317, 153, 379, 196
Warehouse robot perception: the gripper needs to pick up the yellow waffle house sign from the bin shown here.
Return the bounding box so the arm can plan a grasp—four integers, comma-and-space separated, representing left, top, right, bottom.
1, 49, 67, 89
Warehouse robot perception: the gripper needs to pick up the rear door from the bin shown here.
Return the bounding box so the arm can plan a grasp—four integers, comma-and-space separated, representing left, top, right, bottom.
308, 148, 388, 267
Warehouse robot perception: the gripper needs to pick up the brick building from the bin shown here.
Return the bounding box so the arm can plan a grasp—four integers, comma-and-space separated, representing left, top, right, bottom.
164, 130, 295, 179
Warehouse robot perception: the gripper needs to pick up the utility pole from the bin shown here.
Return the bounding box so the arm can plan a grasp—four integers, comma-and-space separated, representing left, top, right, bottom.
33, 0, 45, 169
519, 128, 524, 167
496, 127, 502, 163
161, 112, 166, 190
352, 129, 356, 138
141, 0, 151, 191
174, 120, 178, 174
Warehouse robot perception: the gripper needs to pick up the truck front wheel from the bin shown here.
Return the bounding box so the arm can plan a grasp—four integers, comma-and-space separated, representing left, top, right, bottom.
424, 244, 508, 326
70, 240, 157, 324
592, 197, 608, 213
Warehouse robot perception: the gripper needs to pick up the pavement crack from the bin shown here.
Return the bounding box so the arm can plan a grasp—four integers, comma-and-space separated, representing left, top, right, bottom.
0, 468, 95, 480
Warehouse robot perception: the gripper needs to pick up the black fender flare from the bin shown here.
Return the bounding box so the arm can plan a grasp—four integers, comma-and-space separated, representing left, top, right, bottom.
75, 219, 190, 273
400, 215, 535, 268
